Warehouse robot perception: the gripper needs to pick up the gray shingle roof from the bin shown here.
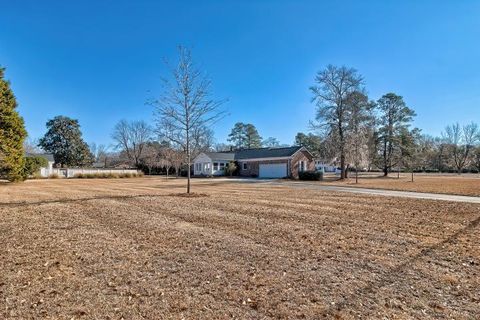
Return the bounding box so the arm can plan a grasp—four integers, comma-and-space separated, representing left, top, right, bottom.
203, 152, 236, 161
204, 146, 304, 161
234, 146, 303, 160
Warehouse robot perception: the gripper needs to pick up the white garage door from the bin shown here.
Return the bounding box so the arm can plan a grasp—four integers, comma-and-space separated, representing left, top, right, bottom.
259, 163, 287, 178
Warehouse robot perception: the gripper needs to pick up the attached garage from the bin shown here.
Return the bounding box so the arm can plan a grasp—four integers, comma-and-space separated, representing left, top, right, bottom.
259, 163, 287, 178
194, 146, 314, 179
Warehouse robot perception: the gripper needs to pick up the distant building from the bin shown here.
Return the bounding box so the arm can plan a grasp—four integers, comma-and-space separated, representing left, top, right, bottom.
193, 146, 314, 179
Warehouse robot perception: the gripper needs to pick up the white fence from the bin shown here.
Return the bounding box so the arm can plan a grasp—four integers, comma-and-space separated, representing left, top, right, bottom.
40, 168, 139, 178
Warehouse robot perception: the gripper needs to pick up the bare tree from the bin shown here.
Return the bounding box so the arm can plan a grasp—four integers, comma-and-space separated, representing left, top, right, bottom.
112, 120, 152, 168
399, 128, 421, 182
263, 137, 281, 148
24, 137, 42, 154
213, 142, 232, 152
141, 143, 161, 174
152, 46, 226, 193
345, 91, 371, 183
472, 146, 480, 174
89, 143, 110, 167
310, 65, 364, 179
159, 147, 179, 179
170, 149, 184, 177
443, 122, 479, 174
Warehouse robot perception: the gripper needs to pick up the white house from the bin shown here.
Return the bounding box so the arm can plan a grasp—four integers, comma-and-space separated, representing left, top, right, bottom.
314, 159, 338, 173
194, 152, 235, 176
26, 153, 138, 178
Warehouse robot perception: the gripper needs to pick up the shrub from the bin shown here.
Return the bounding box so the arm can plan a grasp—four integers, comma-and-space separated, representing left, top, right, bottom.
49, 173, 59, 179
23, 156, 49, 178
299, 171, 323, 181
73, 172, 141, 179
224, 161, 238, 176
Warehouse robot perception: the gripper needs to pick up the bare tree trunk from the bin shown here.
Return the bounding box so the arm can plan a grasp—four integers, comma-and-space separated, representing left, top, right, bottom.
355, 166, 358, 184
340, 154, 346, 180
411, 170, 414, 182
383, 140, 388, 176
187, 155, 191, 193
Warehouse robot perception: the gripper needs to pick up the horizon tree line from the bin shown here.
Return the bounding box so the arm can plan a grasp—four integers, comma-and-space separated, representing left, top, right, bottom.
2, 53, 480, 187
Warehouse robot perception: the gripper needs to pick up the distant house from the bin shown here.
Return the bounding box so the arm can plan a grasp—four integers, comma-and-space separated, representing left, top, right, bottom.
25, 153, 55, 177
193, 146, 315, 179
26, 153, 138, 178
314, 158, 339, 173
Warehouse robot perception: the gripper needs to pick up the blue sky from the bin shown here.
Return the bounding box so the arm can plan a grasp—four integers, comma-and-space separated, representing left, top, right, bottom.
1, 0, 479, 147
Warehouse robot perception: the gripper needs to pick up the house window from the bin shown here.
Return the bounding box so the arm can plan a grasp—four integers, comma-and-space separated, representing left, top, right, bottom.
213, 162, 218, 170
195, 163, 201, 171
243, 163, 247, 170
219, 162, 225, 170
299, 161, 305, 172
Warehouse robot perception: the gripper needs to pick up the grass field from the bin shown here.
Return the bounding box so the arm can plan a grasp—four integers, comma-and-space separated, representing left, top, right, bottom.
322, 173, 480, 197
1, 178, 479, 319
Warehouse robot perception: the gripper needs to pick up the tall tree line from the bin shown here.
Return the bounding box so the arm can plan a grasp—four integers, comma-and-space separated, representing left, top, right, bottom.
307, 65, 480, 177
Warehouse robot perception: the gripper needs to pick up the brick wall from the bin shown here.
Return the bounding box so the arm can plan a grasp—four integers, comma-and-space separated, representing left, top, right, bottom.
289, 150, 315, 179
239, 159, 289, 177
238, 150, 314, 179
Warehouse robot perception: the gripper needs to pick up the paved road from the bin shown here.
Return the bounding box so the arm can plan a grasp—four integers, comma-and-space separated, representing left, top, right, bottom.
215, 178, 480, 204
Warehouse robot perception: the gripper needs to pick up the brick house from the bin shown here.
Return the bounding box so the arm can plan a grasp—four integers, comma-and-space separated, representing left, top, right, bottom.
193, 146, 315, 178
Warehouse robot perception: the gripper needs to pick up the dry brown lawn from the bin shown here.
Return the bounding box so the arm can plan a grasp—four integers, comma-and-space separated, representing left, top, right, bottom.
322, 173, 480, 197
1, 177, 479, 319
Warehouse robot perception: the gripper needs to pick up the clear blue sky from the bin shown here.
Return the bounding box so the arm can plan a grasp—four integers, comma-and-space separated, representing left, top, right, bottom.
1, 0, 479, 147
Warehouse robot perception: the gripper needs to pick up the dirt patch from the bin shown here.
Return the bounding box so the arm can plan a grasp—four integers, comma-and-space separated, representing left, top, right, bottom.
170, 192, 210, 198
0, 178, 479, 319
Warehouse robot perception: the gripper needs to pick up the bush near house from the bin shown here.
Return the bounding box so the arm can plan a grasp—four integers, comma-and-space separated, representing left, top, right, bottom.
74, 172, 144, 179
23, 156, 48, 178
299, 171, 323, 181
224, 161, 238, 176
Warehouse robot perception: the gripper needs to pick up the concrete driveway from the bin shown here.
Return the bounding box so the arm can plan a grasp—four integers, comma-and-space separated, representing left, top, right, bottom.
213, 178, 480, 204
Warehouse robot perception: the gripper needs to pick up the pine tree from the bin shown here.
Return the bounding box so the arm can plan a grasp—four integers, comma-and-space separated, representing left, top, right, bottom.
244, 124, 262, 148
0, 67, 27, 182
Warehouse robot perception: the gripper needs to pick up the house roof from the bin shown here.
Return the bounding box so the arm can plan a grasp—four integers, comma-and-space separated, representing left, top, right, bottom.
25, 153, 54, 162
203, 152, 236, 161
234, 146, 304, 160
203, 146, 306, 161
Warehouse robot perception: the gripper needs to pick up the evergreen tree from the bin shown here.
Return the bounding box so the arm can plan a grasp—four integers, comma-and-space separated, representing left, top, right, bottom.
0, 67, 27, 182
227, 122, 262, 149
38, 116, 94, 167
375, 93, 416, 176
227, 122, 246, 149
295, 132, 323, 157
244, 124, 262, 148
